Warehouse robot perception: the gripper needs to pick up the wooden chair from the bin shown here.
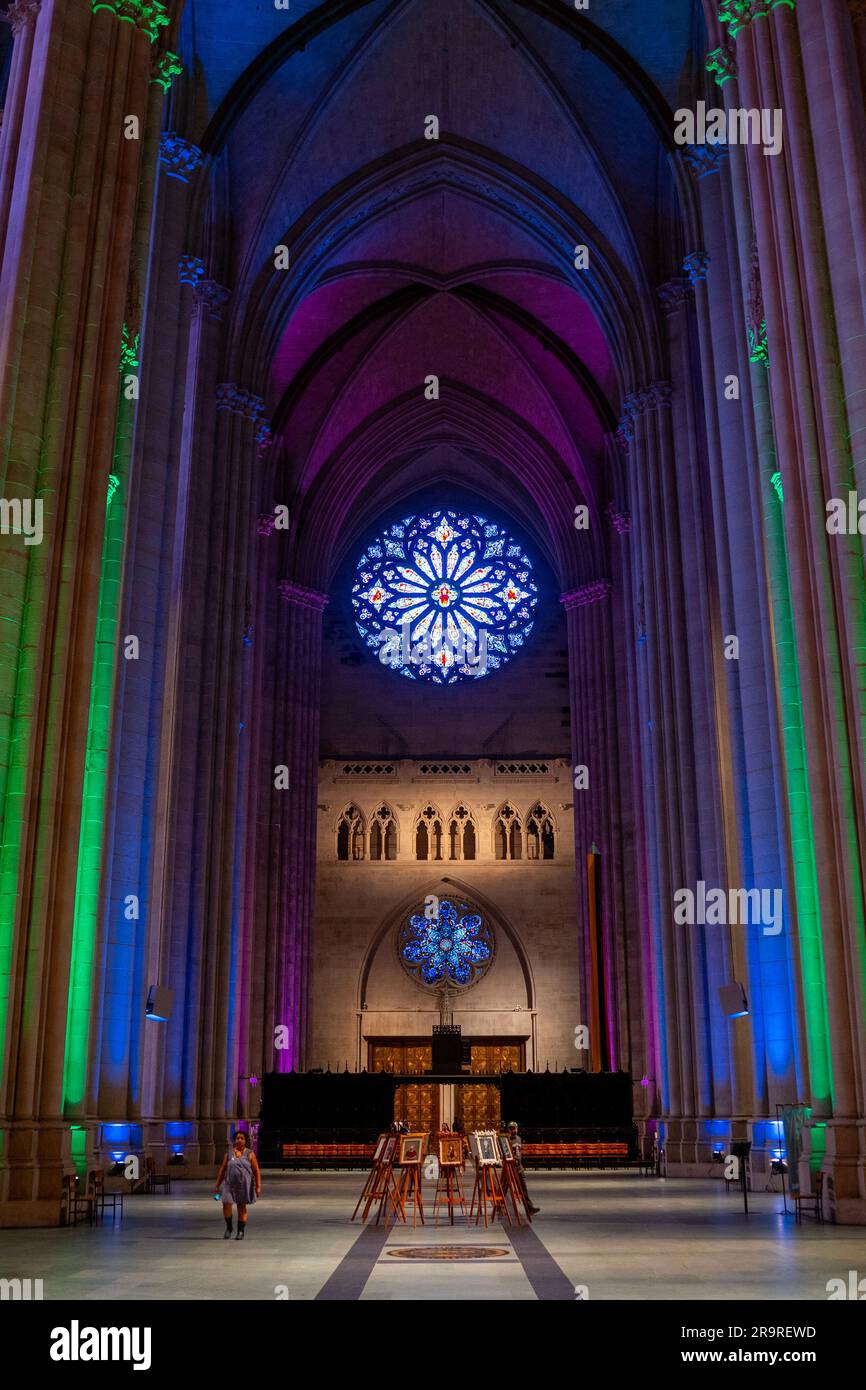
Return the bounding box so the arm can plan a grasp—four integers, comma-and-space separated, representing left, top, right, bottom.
145, 1154, 172, 1194
62, 1173, 96, 1227
91, 1168, 124, 1222
793, 1170, 824, 1225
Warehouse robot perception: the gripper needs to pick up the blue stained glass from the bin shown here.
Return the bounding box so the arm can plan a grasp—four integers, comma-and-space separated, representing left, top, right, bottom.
400, 899, 494, 987
352, 507, 539, 684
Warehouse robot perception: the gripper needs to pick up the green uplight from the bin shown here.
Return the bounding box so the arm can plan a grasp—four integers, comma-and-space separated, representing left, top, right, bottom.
63, 339, 134, 1108
771, 471, 783, 503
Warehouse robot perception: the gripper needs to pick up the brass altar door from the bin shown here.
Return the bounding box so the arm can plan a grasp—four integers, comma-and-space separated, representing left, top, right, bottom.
394, 1082, 438, 1133
456, 1084, 501, 1132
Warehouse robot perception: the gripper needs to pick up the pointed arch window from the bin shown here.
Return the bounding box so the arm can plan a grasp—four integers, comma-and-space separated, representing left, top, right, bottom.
370, 803, 398, 860
448, 804, 477, 861
494, 803, 522, 861
415, 804, 444, 861
337, 805, 366, 861
527, 802, 555, 860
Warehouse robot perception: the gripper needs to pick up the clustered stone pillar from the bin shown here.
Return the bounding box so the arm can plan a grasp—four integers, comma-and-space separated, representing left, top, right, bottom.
261, 582, 330, 1075
702, 0, 866, 1219
563, 581, 617, 1073
0, 0, 175, 1221
618, 371, 748, 1167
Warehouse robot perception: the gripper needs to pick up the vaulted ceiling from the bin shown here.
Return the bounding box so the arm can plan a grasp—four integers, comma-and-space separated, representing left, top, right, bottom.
173, 0, 706, 588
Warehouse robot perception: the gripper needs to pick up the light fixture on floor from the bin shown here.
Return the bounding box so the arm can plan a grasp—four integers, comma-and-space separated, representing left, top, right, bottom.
719, 982, 749, 1018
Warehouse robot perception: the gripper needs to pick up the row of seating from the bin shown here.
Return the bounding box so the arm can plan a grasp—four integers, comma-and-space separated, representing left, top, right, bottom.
275, 1139, 642, 1171
280, 1142, 376, 1168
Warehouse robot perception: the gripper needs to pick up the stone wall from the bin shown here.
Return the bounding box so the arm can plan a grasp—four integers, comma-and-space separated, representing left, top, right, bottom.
310, 758, 580, 1072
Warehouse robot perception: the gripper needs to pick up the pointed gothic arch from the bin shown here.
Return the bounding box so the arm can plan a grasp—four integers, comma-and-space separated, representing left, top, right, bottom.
369, 801, 399, 860
336, 803, 366, 861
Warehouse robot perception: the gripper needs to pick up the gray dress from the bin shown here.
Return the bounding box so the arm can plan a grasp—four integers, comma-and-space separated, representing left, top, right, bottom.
220, 1150, 257, 1205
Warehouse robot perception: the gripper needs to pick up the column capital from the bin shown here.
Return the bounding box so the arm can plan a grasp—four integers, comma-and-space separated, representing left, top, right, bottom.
561, 581, 612, 612
151, 50, 183, 93
606, 503, 632, 536
91, 1, 171, 44
178, 254, 205, 287
278, 581, 330, 613
120, 323, 139, 373
717, 0, 795, 40
159, 133, 204, 184
746, 239, 769, 367
683, 250, 710, 285
706, 43, 738, 86
682, 143, 730, 180
7, 0, 41, 35
656, 277, 692, 317
215, 384, 264, 422
847, 0, 866, 20
193, 279, 231, 321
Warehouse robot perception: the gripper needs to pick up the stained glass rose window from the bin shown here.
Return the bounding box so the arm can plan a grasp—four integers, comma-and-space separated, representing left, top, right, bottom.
352, 508, 538, 684
400, 898, 493, 988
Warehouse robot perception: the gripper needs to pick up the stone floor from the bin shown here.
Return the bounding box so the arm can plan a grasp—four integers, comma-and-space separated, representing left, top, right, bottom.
1, 1171, 862, 1301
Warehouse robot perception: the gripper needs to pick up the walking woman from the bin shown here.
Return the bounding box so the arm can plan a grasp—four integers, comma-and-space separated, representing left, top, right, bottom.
215, 1130, 261, 1239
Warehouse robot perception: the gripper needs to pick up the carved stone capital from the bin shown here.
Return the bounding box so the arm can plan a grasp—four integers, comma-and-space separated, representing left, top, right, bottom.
683, 250, 710, 285
152, 50, 183, 93
178, 255, 205, 287
706, 43, 738, 86
7, 0, 41, 35
278, 581, 330, 613
849, 0, 866, 20
682, 143, 730, 180
606, 503, 632, 535
718, 0, 796, 40
746, 237, 769, 367
159, 133, 204, 184
194, 279, 231, 321
215, 384, 264, 422
120, 323, 139, 373
656, 277, 692, 317
649, 381, 672, 409
561, 581, 612, 612
91, 1, 170, 43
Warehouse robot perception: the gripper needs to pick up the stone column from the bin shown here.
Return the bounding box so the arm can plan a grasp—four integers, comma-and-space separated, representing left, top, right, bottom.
264, 582, 330, 1074
718, 0, 866, 1216
0, 0, 172, 1222
0, 1, 42, 256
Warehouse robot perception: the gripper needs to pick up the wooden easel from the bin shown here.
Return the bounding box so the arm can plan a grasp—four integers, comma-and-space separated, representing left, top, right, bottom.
352, 1147, 390, 1221
375, 1158, 406, 1226
469, 1161, 509, 1228
500, 1158, 530, 1225
433, 1163, 467, 1225
397, 1163, 425, 1227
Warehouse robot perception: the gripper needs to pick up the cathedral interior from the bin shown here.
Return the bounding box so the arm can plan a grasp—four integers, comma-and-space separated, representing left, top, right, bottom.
2, 0, 866, 1312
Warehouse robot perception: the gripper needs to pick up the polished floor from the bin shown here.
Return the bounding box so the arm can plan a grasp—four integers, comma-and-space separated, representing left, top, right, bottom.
1, 1172, 862, 1301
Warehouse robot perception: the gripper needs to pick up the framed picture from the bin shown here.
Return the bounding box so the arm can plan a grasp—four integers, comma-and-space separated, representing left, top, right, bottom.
498, 1134, 513, 1162
373, 1134, 389, 1163
398, 1133, 426, 1165
468, 1131, 480, 1159
476, 1131, 500, 1165
381, 1136, 397, 1166
438, 1136, 463, 1166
